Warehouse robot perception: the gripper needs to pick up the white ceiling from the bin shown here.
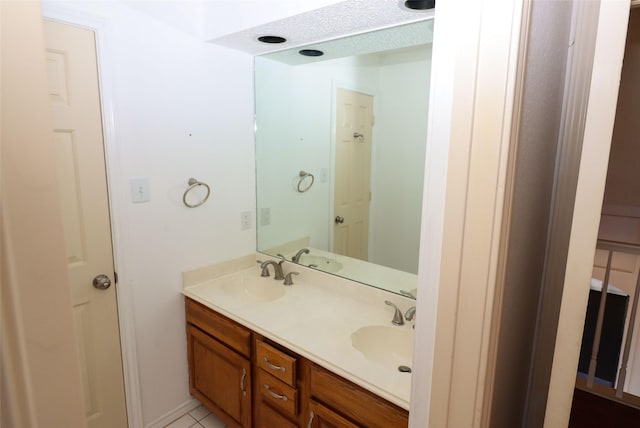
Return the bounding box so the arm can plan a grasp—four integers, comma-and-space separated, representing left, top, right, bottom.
262, 20, 433, 65
208, 0, 435, 55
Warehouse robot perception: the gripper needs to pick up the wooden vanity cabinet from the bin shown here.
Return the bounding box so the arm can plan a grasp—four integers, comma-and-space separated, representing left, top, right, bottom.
186, 299, 252, 427
308, 364, 409, 428
185, 297, 409, 428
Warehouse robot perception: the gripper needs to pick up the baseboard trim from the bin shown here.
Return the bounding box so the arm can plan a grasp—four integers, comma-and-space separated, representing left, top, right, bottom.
144, 398, 201, 428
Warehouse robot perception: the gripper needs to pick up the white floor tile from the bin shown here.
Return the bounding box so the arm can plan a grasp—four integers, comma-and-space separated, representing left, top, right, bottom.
164, 414, 198, 428
188, 405, 210, 421
199, 413, 226, 428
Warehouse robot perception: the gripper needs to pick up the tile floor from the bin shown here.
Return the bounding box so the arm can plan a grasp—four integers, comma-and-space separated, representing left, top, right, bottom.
163, 403, 227, 428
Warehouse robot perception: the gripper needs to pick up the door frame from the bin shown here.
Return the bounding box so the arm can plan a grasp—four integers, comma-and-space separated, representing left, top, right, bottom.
544, 1, 631, 426
410, 0, 526, 426
41, 5, 143, 428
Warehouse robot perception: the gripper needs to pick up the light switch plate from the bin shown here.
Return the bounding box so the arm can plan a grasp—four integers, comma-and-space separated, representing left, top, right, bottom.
261, 207, 271, 226
320, 168, 328, 183
130, 177, 150, 203
241, 211, 252, 230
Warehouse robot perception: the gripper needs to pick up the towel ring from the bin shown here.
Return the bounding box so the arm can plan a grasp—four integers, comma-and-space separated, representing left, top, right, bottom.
183, 178, 211, 208
297, 171, 315, 193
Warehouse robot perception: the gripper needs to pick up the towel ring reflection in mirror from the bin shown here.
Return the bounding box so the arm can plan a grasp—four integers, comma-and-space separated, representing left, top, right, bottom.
297, 171, 315, 193
183, 178, 211, 208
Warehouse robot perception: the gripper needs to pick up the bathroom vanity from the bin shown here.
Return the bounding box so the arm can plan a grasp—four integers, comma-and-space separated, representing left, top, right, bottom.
182, 255, 414, 428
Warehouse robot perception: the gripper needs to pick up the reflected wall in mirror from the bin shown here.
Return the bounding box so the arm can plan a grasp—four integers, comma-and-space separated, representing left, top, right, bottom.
255, 20, 434, 297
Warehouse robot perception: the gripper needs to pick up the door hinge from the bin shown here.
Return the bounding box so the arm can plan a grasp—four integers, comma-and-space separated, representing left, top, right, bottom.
114, 271, 118, 284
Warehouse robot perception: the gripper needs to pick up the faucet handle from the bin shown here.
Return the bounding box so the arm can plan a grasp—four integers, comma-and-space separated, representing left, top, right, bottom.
385, 300, 404, 326
405, 306, 416, 321
283, 271, 299, 286
273, 260, 285, 281
256, 260, 270, 277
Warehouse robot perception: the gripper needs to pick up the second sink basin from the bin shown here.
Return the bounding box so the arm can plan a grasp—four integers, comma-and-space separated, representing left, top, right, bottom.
297, 254, 343, 273
222, 276, 285, 302
351, 325, 414, 371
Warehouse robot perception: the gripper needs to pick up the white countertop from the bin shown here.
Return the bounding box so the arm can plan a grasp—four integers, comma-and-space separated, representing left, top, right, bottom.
182, 255, 415, 410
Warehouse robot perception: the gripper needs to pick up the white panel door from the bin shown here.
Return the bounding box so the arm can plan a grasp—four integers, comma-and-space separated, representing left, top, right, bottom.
43, 19, 128, 428
333, 89, 373, 261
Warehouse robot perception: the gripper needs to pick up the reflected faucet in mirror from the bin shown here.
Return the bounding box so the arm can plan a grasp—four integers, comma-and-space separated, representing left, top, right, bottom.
292, 248, 310, 263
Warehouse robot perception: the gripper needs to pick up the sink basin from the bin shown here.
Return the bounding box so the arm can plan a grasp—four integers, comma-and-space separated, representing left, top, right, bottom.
222, 276, 285, 302
351, 325, 414, 370
297, 254, 343, 273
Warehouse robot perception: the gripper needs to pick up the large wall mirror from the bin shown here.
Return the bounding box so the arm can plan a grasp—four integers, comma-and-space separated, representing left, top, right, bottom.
255, 19, 434, 297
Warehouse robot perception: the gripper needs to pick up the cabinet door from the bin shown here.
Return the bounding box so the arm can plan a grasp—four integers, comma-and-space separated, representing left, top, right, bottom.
308, 400, 360, 428
187, 325, 251, 427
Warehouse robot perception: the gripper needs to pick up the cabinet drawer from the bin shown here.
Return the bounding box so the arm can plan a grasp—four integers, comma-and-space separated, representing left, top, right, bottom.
256, 341, 296, 386
310, 364, 408, 428
257, 370, 298, 418
185, 298, 251, 357
256, 401, 298, 428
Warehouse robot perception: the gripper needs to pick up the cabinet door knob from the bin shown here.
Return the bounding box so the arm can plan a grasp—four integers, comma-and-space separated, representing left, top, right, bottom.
335, 216, 344, 224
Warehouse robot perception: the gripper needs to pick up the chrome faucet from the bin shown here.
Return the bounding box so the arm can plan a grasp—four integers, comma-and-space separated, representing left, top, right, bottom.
292, 248, 310, 263
385, 300, 404, 326
257, 260, 285, 280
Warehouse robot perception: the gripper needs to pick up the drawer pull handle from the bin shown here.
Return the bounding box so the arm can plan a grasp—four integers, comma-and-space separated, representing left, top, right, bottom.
240, 368, 247, 397
307, 411, 315, 428
263, 356, 286, 372
264, 384, 288, 401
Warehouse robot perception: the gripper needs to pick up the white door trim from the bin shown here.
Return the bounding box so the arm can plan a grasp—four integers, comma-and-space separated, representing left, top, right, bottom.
410, 0, 525, 426
41, 4, 143, 428
544, 1, 631, 426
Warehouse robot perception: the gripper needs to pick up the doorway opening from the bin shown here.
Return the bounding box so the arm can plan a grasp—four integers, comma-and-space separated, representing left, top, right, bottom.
569, 7, 640, 427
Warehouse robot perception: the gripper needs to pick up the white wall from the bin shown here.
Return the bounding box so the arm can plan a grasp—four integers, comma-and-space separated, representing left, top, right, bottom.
43, 2, 256, 426
255, 55, 380, 251
369, 47, 431, 273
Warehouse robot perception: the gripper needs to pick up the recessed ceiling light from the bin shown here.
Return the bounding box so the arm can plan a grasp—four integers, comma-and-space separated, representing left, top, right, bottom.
403, 0, 435, 10
257, 35, 287, 44
299, 49, 324, 57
